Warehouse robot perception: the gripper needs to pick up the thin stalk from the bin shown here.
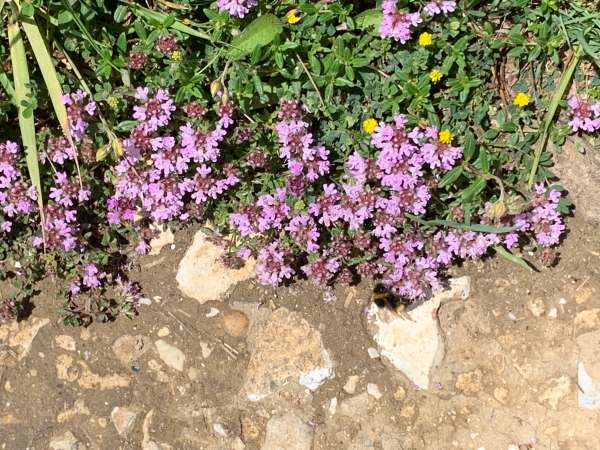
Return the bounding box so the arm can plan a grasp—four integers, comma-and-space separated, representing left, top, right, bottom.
527, 48, 581, 188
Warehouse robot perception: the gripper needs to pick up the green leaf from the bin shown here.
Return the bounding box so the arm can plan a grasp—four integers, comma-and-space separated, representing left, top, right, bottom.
461, 177, 487, 203
493, 245, 535, 272
57, 10, 73, 24
228, 14, 283, 60
8, 6, 44, 225
438, 166, 463, 188
407, 215, 517, 234
355, 9, 382, 29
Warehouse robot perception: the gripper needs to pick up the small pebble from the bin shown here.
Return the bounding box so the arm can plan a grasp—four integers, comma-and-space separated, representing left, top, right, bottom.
367, 347, 379, 359
206, 308, 220, 318
367, 383, 383, 399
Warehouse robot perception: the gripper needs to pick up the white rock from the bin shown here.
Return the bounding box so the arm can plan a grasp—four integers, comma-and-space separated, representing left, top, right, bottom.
149, 224, 174, 256
206, 307, 220, 318
548, 307, 558, 319
157, 327, 170, 338
366, 276, 470, 389
49, 431, 84, 450
328, 397, 338, 415
367, 383, 382, 400
155, 340, 185, 372
343, 375, 359, 394
176, 230, 256, 303
367, 347, 379, 358
111, 406, 138, 436
5, 317, 50, 360
577, 329, 600, 410
261, 413, 313, 450
213, 423, 228, 437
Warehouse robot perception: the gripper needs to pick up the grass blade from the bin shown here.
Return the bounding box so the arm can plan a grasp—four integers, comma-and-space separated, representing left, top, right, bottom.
527, 48, 581, 188
407, 214, 517, 234
7, 5, 45, 239
124, 1, 212, 40
20, 15, 69, 136
493, 245, 536, 272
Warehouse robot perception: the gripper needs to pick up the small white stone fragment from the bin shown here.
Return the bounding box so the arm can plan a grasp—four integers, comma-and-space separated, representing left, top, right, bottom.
548, 307, 558, 319
206, 307, 220, 318
154, 340, 185, 372
343, 375, 359, 394
157, 327, 170, 338
367, 347, 380, 359
213, 423, 228, 437
578, 362, 600, 410
367, 383, 383, 399
328, 397, 338, 415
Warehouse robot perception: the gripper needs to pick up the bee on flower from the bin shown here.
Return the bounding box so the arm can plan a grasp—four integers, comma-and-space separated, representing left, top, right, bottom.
286, 9, 302, 24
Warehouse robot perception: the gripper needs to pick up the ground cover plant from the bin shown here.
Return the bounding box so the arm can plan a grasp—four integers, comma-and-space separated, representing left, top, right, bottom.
1, 0, 598, 325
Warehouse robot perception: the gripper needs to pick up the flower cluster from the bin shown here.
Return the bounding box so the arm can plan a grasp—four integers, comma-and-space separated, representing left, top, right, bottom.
0, 141, 36, 234
380, 0, 456, 43
61, 90, 96, 141
229, 102, 566, 300
217, 0, 257, 18
567, 96, 600, 133
107, 87, 240, 252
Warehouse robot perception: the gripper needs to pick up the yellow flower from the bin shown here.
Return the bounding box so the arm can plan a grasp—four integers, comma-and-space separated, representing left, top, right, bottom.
513, 92, 530, 108
286, 9, 301, 24
363, 118, 379, 134
418, 32, 433, 47
439, 129, 453, 144
106, 96, 119, 109
429, 69, 443, 83
170, 50, 182, 61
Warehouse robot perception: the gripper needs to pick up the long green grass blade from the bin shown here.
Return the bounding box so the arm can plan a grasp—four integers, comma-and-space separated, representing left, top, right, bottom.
0, 70, 17, 106
7, 6, 44, 228
407, 214, 517, 234
527, 48, 581, 188
124, 2, 211, 40
493, 245, 536, 272
20, 15, 70, 137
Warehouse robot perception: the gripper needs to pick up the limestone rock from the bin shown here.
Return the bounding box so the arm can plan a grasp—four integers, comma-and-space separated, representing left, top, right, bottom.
112, 334, 150, 366
149, 224, 174, 255
1, 317, 50, 361
343, 375, 359, 394
55, 335, 76, 352
242, 307, 334, 401
155, 340, 185, 372
538, 375, 571, 410
111, 406, 139, 436
176, 230, 256, 303
261, 413, 313, 450
576, 330, 600, 410
49, 431, 84, 450
366, 277, 470, 389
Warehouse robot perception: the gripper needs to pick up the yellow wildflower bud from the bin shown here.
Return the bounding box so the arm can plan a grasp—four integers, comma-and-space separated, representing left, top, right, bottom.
362, 118, 379, 134
439, 129, 453, 144
513, 92, 530, 108
418, 32, 433, 47
170, 50, 182, 61
429, 69, 443, 83
106, 96, 119, 109
210, 80, 223, 97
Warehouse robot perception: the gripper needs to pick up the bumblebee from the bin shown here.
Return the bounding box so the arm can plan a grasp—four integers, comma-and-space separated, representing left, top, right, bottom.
372, 283, 414, 321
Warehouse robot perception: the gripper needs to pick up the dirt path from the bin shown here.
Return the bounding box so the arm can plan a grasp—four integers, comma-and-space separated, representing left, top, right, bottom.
1, 212, 599, 450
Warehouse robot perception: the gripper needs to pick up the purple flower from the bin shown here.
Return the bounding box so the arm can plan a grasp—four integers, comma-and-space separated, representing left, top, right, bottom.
217, 0, 257, 18
133, 87, 175, 133
567, 96, 600, 133
424, 0, 457, 16
256, 241, 294, 285
286, 213, 320, 252
380, 1, 422, 43
82, 263, 103, 288
62, 90, 96, 141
